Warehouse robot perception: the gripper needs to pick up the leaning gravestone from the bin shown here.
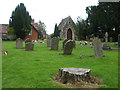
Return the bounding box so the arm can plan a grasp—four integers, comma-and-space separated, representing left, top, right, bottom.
25, 38, 34, 51
118, 34, 120, 47
63, 40, 74, 55
47, 35, 51, 47
16, 38, 23, 49
62, 39, 68, 49
93, 37, 104, 58
51, 37, 59, 50
103, 32, 111, 50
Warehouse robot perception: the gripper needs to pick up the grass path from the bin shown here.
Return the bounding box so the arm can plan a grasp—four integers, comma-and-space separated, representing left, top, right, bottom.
2, 41, 118, 88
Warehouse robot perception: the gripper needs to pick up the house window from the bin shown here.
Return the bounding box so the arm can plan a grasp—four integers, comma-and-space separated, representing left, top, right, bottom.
29, 30, 32, 35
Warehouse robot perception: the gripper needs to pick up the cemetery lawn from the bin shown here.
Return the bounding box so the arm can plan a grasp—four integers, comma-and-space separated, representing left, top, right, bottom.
2, 41, 118, 88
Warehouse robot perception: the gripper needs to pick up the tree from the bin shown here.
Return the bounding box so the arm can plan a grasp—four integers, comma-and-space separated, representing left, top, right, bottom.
7, 27, 15, 35
9, 3, 32, 39
38, 20, 46, 40
38, 20, 46, 31
86, 2, 120, 41
53, 24, 59, 37
75, 17, 90, 40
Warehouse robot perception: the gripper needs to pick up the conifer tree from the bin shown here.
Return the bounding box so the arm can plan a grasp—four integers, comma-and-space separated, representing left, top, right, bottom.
53, 23, 59, 37
9, 3, 32, 39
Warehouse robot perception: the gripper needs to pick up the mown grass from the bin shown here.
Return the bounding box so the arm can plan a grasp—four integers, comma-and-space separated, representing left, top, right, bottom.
2, 41, 118, 88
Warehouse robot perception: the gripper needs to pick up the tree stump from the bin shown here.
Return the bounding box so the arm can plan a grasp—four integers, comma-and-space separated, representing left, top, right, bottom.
58, 68, 91, 84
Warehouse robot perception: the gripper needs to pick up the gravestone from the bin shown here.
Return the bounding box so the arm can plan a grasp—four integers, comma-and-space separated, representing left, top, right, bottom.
103, 32, 111, 50
47, 36, 51, 47
51, 37, 59, 50
62, 39, 68, 49
16, 38, 23, 49
25, 38, 34, 51
93, 37, 104, 58
63, 40, 74, 55
118, 34, 120, 47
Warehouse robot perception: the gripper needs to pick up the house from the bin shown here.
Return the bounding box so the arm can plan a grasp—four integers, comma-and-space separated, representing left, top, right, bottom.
26, 19, 47, 40
0, 24, 9, 40
58, 16, 76, 40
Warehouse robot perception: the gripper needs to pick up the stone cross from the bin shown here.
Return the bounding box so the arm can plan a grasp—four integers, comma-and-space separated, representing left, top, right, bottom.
105, 32, 108, 43
16, 38, 23, 49
93, 37, 104, 58
118, 34, 120, 47
63, 40, 74, 55
47, 35, 51, 47
51, 37, 59, 50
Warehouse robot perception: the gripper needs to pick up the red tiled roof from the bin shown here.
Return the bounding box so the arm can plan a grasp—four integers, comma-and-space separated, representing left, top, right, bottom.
0, 24, 9, 34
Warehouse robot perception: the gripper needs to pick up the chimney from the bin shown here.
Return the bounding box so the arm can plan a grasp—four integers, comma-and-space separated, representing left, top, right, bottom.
31, 19, 34, 23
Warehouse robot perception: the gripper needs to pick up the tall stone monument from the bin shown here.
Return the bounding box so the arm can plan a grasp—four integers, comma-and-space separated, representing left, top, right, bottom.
93, 37, 104, 58
105, 32, 108, 43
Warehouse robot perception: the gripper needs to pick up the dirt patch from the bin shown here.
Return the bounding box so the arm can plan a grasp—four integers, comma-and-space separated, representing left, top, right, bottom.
52, 74, 105, 88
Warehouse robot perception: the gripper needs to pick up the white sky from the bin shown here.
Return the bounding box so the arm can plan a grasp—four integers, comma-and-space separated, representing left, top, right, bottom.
0, 0, 98, 34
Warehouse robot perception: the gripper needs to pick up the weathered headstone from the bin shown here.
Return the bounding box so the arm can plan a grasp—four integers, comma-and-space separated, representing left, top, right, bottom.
118, 34, 120, 47
16, 38, 23, 49
93, 37, 104, 58
103, 32, 111, 50
51, 37, 59, 50
63, 40, 74, 55
62, 39, 68, 49
25, 38, 34, 51
25, 42, 34, 51
47, 35, 51, 47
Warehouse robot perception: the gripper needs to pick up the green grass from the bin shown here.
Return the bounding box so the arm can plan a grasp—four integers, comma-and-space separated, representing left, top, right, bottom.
2, 41, 118, 88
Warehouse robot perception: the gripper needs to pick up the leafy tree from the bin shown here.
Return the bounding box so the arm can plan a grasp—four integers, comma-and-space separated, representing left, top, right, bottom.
9, 3, 32, 39
75, 17, 90, 40
38, 20, 46, 31
38, 30, 43, 40
53, 24, 59, 37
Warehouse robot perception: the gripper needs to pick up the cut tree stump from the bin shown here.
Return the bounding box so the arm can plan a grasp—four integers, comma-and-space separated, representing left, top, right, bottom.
58, 68, 91, 84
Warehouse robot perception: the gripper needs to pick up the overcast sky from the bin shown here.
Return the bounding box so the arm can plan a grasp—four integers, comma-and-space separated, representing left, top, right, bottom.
0, 0, 98, 34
